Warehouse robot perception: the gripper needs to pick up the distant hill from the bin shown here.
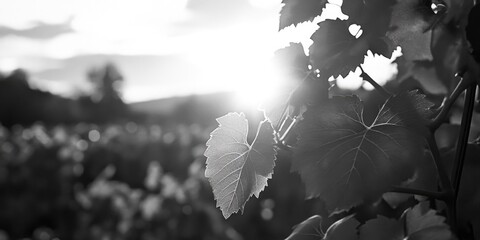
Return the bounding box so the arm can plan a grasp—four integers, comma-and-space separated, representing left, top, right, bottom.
0, 69, 127, 127
0, 68, 263, 127
129, 91, 240, 125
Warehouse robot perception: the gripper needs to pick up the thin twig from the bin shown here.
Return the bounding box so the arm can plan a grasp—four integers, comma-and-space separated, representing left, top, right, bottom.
359, 66, 391, 99
389, 186, 447, 200
429, 76, 473, 131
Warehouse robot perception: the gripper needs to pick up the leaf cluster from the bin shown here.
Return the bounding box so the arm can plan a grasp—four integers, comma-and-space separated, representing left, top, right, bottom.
205, 0, 480, 239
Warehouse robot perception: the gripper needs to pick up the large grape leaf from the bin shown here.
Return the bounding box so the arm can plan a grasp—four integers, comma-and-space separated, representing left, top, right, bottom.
293, 91, 433, 212
204, 113, 276, 219
279, 0, 327, 30
309, 20, 369, 78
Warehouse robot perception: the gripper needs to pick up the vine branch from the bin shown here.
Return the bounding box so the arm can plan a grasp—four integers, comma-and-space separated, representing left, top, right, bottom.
427, 135, 453, 194
389, 186, 447, 200
359, 66, 391, 99
450, 84, 477, 228
429, 76, 473, 131
452, 85, 476, 194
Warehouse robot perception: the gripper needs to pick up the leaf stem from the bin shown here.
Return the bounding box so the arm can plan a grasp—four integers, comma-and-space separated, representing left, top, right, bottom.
359, 66, 391, 99
389, 186, 447, 200
429, 76, 472, 131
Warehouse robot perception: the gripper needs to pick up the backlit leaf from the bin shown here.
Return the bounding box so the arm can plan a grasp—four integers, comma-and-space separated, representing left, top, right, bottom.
286, 215, 324, 240
324, 215, 360, 240
406, 201, 447, 235
293, 91, 432, 212
405, 201, 456, 240
279, 0, 327, 30
204, 113, 276, 218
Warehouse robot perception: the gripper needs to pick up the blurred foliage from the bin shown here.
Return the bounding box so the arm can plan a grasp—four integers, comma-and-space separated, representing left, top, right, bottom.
0, 121, 323, 240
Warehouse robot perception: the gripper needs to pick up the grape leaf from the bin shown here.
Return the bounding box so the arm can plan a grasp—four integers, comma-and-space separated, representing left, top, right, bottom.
405, 201, 455, 240
286, 215, 359, 240
204, 113, 276, 219
443, 0, 473, 26
279, 0, 327, 30
359, 215, 403, 240
383, 148, 438, 208
361, 0, 397, 37
341, 0, 365, 21
286, 215, 324, 240
323, 215, 360, 240
342, 0, 397, 58
406, 201, 447, 235
387, 0, 439, 61
274, 43, 310, 78
431, 22, 470, 92
407, 226, 456, 240
309, 20, 369, 77
293, 91, 432, 212
358, 202, 455, 240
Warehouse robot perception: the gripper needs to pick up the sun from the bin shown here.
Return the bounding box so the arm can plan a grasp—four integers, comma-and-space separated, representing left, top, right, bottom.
183, 20, 288, 110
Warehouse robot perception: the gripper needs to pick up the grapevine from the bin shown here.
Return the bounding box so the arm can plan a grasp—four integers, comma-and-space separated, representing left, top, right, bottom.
205, 0, 480, 239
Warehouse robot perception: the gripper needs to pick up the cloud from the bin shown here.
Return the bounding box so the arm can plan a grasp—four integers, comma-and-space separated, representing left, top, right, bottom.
0, 18, 74, 39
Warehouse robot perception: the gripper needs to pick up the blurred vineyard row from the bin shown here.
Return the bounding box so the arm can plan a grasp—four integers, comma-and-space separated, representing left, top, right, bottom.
0, 121, 323, 240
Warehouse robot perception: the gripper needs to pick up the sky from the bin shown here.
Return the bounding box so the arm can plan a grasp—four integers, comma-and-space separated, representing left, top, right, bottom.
0, 0, 397, 104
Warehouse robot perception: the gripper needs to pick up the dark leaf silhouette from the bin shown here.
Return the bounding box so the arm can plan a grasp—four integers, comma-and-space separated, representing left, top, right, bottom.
387, 0, 438, 61
279, 0, 327, 30
309, 20, 369, 77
